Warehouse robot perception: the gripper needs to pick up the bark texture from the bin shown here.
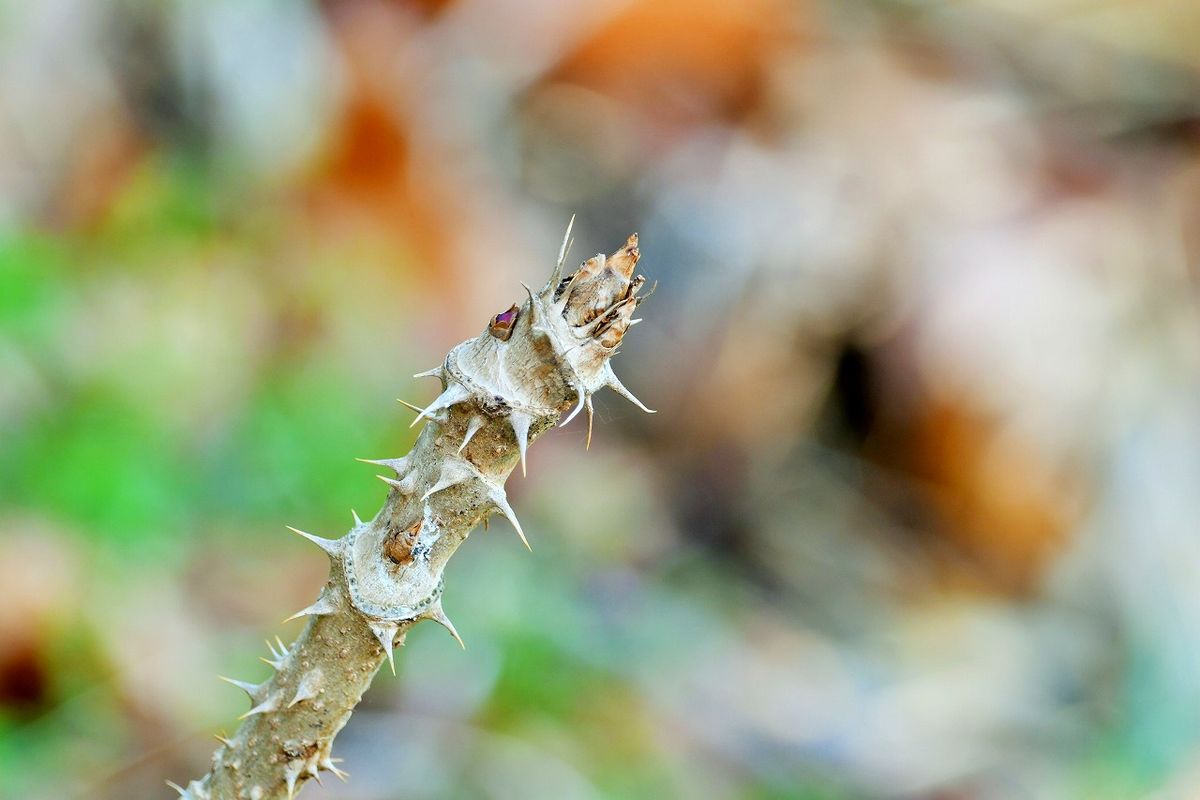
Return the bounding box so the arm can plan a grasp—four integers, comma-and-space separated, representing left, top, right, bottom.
170, 221, 653, 800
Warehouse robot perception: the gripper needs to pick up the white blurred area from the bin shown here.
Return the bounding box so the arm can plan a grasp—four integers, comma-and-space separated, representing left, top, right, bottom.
2, 1, 1200, 798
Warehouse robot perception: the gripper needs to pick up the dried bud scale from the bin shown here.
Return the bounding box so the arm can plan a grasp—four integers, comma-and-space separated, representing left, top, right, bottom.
174, 221, 654, 799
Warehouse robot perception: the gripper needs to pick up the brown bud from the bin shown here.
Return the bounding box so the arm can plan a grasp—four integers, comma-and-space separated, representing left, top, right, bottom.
383, 520, 422, 565
488, 304, 519, 341
624, 274, 646, 302
595, 298, 638, 348
575, 253, 606, 281
607, 233, 640, 279
562, 235, 643, 328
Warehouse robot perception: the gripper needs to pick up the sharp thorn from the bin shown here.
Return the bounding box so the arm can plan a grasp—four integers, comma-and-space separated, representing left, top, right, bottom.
238, 692, 279, 720
604, 367, 655, 413
398, 398, 450, 424
427, 603, 466, 649
355, 456, 409, 475
488, 485, 531, 551
370, 622, 399, 674
166, 780, 187, 797
288, 680, 319, 708
378, 473, 414, 494
285, 525, 342, 556
510, 412, 530, 477
585, 395, 594, 450
546, 214, 576, 293
396, 398, 424, 414
560, 387, 586, 427
521, 282, 538, 326
283, 593, 337, 623
217, 675, 261, 698
557, 214, 575, 269
459, 415, 484, 453
321, 757, 349, 782
421, 459, 474, 501
410, 384, 469, 428
412, 366, 442, 380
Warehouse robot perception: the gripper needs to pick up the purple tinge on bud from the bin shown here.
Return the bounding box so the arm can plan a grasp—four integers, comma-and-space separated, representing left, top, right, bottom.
489, 304, 520, 341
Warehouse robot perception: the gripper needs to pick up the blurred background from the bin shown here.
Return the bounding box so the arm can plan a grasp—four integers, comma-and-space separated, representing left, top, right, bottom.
2, 0, 1200, 798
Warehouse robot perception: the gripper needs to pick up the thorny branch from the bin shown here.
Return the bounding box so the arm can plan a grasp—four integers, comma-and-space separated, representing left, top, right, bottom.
169, 220, 654, 800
